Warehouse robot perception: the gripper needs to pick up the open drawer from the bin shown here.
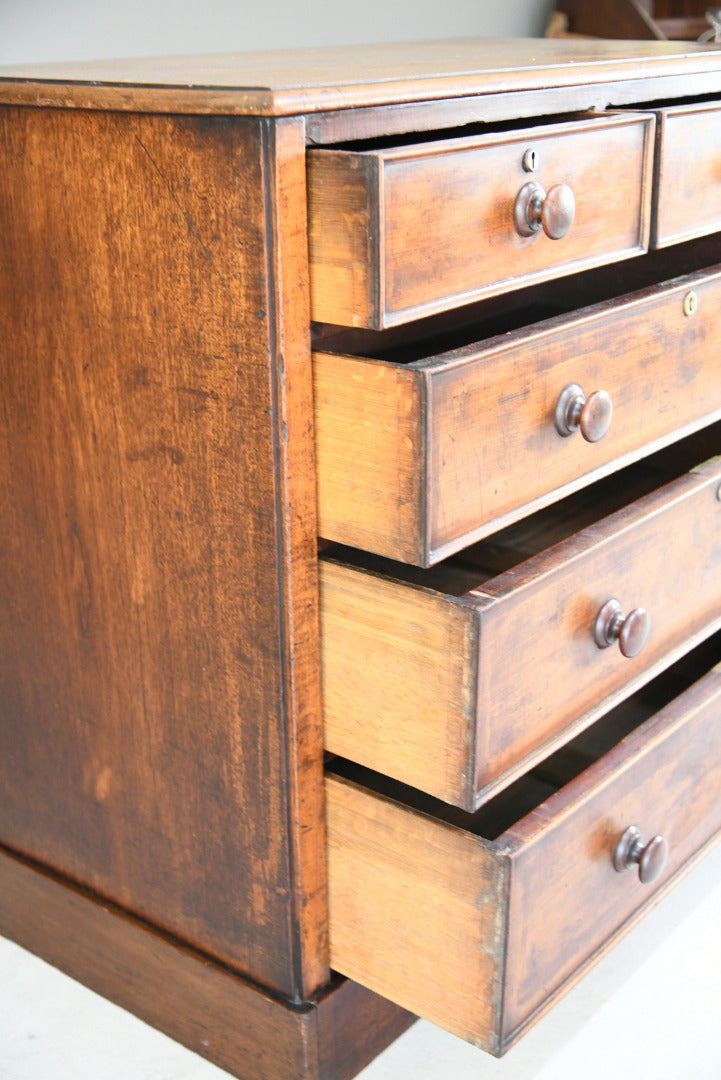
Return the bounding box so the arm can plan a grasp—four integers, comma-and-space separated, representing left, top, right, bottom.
308, 112, 654, 329
326, 639, 721, 1055
314, 264, 721, 566
321, 440, 721, 809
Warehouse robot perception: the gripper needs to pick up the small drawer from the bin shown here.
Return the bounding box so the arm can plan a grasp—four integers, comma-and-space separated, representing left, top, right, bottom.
307, 113, 654, 329
653, 102, 721, 247
326, 644, 721, 1054
321, 447, 721, 810
314, 265, 721, 566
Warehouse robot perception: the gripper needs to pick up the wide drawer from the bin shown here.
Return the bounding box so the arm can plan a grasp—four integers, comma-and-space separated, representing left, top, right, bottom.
653, 102, 721, 247
314, 265, 721, 566
326, 645, 721, 1055
321, 449, 721, 809
308, 113, 654, 329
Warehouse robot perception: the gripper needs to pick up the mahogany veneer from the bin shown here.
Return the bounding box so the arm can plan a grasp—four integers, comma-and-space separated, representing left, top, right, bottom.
1, 37, 721, 1080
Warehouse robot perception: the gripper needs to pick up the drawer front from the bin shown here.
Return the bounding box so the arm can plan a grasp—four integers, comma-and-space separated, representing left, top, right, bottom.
308, 113, 654, 329
654, 103, 721, 247
321, 456, 721, 809
326, 660, 721, 1055
315, 266, 721, 566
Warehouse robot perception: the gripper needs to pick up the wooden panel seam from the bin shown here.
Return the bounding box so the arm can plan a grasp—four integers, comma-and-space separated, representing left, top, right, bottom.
261, 114, 329, 1000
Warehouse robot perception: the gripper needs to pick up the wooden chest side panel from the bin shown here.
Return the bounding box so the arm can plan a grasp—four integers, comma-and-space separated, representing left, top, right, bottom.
0, 106, 324, 997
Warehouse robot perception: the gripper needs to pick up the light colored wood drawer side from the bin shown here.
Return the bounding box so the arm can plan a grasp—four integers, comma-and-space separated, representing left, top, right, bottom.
321, 455, 721, 810
308, 113, 655, 329
326, 660, 721, 1055
653, 102, 721, 247
314, 266, 721, 566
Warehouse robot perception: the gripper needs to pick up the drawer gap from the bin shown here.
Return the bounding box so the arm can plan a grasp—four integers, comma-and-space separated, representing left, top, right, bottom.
321, 111, 598, 153
312, 233, 721, 364
322, 423, 721, 595
326, 630, 721, 843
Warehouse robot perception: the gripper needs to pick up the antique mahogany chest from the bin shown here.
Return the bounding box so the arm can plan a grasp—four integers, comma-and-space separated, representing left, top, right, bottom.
1, 37, 721, 1079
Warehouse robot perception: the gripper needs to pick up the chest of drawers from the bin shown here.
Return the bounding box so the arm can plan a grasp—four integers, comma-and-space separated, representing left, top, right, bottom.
0, 37, 720, 1080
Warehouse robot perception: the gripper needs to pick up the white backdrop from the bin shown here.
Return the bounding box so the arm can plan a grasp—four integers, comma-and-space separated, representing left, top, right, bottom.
0, 0, 552, 64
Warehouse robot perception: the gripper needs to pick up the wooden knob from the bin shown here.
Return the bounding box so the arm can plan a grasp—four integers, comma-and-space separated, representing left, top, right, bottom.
593, 599, 650, 658
514, 181, 575, 239
555, 383, 613, 442
613, 825, 668, 885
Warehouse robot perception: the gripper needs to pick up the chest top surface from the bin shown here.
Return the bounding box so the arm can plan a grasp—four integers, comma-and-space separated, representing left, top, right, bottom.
0, 37, 720, 116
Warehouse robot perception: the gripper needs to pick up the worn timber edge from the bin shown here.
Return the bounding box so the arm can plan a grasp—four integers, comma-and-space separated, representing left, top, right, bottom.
0, 38, 720, 116
0, 844, 414, 1080
499, 827, 721, 1054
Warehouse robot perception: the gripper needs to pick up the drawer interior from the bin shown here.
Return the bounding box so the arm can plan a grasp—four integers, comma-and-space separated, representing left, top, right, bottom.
326, 629, 721, 1054
327, 629, 721, 840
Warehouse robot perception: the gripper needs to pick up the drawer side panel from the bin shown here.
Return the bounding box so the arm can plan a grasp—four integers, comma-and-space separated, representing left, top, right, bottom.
326, 774, 508, 1053
320, 561, 481, 807
313, 353, 425, 564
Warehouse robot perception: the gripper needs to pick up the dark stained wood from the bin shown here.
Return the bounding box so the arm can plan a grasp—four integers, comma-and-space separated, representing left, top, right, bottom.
2, 40, 721, 1080
0, 104, 326, 999
322, 456, 721, 809
0, 844, 413, 1080
308, 114, 654, 329
556, 0, 662, 38
315, 978, 416, 1080
315, 265, 721, 566
261, 114, 329, 996
326, 659, 721, 1054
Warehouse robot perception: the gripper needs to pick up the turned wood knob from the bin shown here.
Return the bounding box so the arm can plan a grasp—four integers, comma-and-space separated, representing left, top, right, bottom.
613, 825, 668, 885
555, 383, 613, 442
514, 181, 575, 239
593, 599, 650, 658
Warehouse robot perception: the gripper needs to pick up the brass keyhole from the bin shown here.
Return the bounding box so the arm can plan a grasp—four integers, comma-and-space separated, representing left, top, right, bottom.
522, 148, 539, 173
683, 290, 698, 316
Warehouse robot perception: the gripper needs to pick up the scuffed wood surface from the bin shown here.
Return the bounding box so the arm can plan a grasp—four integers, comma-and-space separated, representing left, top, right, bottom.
0, 105, 325, 998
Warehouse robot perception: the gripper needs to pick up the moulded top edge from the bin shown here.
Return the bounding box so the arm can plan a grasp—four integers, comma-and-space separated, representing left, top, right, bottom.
0, 37, 720, 116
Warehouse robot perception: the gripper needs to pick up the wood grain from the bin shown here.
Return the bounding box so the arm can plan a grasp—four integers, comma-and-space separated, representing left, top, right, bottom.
326, 773, 508, 1054
326, 660, 721, 1054
320, 560, 482, 807
653, 102, 721, 247
315, 265, 721, 565
1, 38, 720, 116
321, 458, 721, 809
313, 353, 425, 562
261, 115, 329, 997
308, 113, 654, 328
0, 845, 413, 1080
502, 664, 721, 1044
0, 105, 325, 999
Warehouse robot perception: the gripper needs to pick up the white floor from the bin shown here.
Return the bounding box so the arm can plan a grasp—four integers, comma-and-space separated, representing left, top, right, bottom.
2, 840, 721, 1080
